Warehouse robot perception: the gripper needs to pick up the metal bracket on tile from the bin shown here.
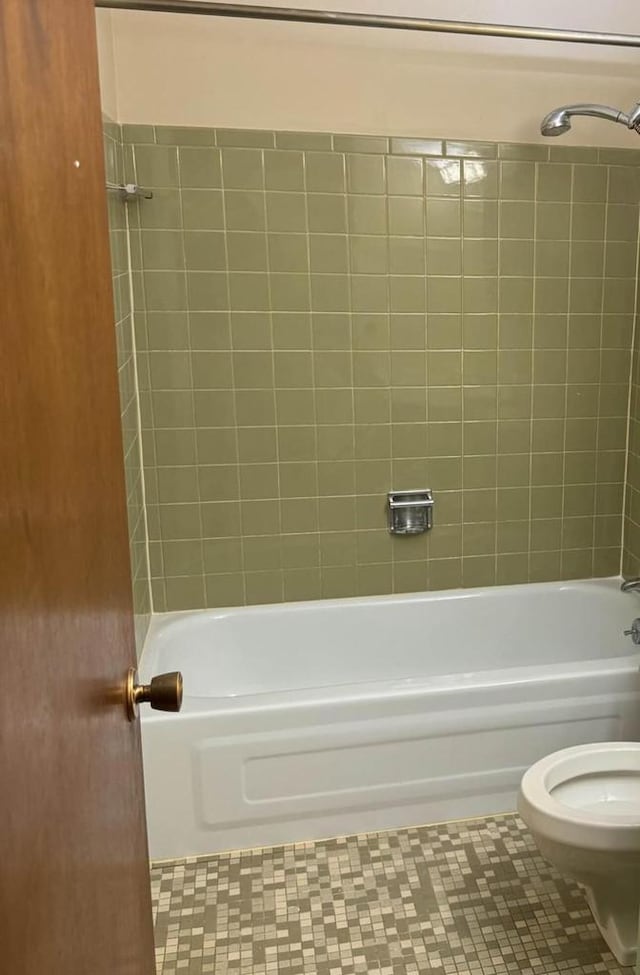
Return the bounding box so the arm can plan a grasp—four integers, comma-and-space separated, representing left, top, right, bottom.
106, 182, 154, 202
387, 489, 434, 535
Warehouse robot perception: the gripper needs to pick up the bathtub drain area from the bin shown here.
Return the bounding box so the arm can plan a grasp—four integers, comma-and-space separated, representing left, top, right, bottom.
150, 814, 626, 975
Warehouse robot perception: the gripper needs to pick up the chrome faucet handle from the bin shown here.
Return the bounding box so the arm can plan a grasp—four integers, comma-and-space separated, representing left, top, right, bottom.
624, 618, 640, 644
621, 578, 640, 593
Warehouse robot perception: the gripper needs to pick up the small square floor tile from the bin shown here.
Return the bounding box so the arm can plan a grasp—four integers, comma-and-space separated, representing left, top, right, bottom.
151, 814, 628, 975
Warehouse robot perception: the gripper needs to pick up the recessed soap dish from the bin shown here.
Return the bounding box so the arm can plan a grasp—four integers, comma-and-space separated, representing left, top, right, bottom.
387, 490, 434, 535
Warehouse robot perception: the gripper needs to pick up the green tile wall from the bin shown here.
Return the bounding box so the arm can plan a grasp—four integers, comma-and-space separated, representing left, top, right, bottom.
121, 126, 640, 611
624, 338, 640, 578
104, 118, 152, 650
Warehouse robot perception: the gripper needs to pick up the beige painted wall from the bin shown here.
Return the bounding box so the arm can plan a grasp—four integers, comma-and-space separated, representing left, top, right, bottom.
96, 9, 118, 120
96, 1, 640, 146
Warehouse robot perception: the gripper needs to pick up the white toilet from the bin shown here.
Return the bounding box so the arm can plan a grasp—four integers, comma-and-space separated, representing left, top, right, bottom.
519, 741, 640, 966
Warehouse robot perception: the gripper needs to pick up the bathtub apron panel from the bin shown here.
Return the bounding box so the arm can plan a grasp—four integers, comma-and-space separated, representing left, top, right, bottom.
140, 579, 640, 859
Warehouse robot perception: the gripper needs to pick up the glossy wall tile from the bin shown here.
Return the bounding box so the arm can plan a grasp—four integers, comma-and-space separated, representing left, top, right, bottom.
104, 118, 152, 649
115, 127, 640, 611
624, 343, 640, 578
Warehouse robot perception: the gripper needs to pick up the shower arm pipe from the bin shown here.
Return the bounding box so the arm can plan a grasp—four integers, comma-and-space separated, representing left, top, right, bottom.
94, 0, 640, 50
557, 103, 640, 128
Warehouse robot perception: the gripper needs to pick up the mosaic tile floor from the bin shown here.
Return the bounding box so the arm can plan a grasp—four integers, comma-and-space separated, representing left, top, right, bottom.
151, 814, 630, 975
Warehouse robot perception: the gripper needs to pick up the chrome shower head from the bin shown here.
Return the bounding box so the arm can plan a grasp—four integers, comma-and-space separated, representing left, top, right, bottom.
540, 102, 640, 138
540, 109, 572, 136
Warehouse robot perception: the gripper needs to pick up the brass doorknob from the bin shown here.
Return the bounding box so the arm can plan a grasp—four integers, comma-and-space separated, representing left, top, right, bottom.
125, 668, 183, 721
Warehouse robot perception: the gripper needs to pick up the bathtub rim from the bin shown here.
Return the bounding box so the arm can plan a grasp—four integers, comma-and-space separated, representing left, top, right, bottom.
139, 575, 640, 717
143, 575, 627, 641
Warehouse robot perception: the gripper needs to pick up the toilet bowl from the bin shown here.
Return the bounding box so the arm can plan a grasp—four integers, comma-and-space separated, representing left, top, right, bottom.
519, 741, 640, 966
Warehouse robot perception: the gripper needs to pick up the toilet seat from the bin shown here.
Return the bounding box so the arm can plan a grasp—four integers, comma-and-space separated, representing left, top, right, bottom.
519, 741, 640, 851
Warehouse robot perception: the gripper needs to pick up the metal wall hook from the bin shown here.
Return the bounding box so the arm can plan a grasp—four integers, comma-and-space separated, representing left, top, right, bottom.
106, 182, 153, 202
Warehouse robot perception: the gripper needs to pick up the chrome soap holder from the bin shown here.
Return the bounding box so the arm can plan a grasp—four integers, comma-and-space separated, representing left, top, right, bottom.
387, 490, 434, 536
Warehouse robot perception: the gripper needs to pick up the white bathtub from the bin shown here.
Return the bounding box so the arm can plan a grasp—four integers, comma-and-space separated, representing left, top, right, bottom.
140, 577, 640, 860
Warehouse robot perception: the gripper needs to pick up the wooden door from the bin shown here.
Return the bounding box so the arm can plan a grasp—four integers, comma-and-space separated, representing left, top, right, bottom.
0, 1, 156, 972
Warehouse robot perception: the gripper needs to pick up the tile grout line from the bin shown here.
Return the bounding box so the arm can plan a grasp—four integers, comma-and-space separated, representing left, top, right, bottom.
124, 131, 155, 623
594, 165, 611, 576
619, 177, 640, 578
218, 131, 248, 608
559, 162, 575, 581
